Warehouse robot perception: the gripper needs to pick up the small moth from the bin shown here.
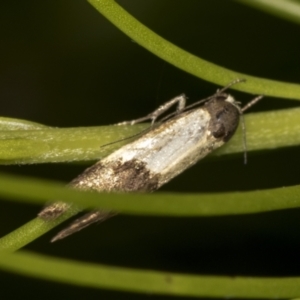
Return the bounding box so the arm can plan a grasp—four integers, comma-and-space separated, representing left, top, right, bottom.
39, 79, 262, 242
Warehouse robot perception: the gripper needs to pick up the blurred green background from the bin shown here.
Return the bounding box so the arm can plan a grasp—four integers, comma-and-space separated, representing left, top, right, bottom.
1, 0, 300, 299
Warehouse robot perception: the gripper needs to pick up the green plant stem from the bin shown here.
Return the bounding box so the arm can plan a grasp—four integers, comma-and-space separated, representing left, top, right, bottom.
2, 107, 300, 164
2, 172, 300, 217
0, 209, 78, 252
0, 250, 300, 298
0, 117, 147, 164
87, 0, 300, 99
1, 172, 300, 251
236, 0, 300, 25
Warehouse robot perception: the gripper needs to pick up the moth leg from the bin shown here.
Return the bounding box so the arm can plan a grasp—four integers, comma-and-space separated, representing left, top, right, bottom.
117, 94, 187, 126
50, 210, 115, 242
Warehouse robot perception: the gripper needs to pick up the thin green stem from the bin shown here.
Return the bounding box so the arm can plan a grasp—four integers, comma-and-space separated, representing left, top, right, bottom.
0, 117, 147, 164
0, 209, 78, 252
2, 107, 300, 164
2, 173, 300, 217
87, 0, 300, 99
236, 0, 300, 25
0, 251, 300, 298
1, 172, 300, 250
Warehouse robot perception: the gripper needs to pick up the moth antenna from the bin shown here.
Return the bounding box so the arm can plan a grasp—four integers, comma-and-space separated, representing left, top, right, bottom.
241, 95, 264, 113
217, 78, 246, 94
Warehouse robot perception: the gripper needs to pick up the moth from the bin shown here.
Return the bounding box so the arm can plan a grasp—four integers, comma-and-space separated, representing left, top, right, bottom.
38, 79, 262, 242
